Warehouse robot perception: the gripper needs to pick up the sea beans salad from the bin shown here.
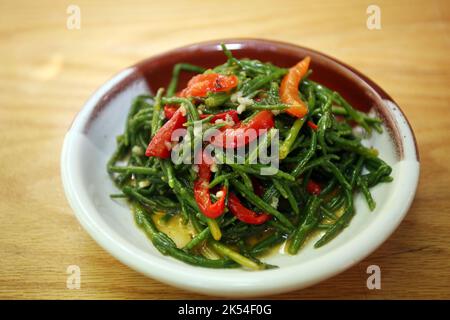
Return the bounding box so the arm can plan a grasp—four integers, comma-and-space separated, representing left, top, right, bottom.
107, 45, 392, 270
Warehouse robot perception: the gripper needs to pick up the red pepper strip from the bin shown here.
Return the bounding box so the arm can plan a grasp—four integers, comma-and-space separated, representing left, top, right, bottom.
307, 120, 318, 130
228, 193, 271, 225
193, 152, 227, 219
306, 179, 321, 195
181, 73, 238, 98
280, 56, 311, 118
211, 110, 274, 148
145, 109, 186, 158
164, 105, 178, 119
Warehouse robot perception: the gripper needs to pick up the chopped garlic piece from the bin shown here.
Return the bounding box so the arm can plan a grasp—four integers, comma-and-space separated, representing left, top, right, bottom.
270, 197, 279, 209
231, 91, 242, 103
216, 190, 224, 198
132, 145, 144, 156
237, 104, 246, 114
237, 96, 253, 106
214, 114, 235, 126
138, 180, 151, 188
236, 95, 254, 114
225, 114, 235, 126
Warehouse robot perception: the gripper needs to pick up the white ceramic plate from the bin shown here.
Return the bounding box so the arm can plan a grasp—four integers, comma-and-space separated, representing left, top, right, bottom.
61, 39, 420, 297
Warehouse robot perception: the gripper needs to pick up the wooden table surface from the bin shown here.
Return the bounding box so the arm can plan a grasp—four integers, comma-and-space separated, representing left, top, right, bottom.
1, 0, 449, 299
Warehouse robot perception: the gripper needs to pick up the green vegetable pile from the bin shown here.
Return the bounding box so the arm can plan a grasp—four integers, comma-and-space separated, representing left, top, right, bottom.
107, 45, 392, 270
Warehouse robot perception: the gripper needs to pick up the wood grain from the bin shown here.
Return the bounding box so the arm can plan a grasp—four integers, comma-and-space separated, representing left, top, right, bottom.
0, 0, 449, 299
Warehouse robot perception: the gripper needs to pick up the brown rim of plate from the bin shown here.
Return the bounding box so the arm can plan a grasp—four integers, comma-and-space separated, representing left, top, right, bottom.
84, 38, 419, 161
